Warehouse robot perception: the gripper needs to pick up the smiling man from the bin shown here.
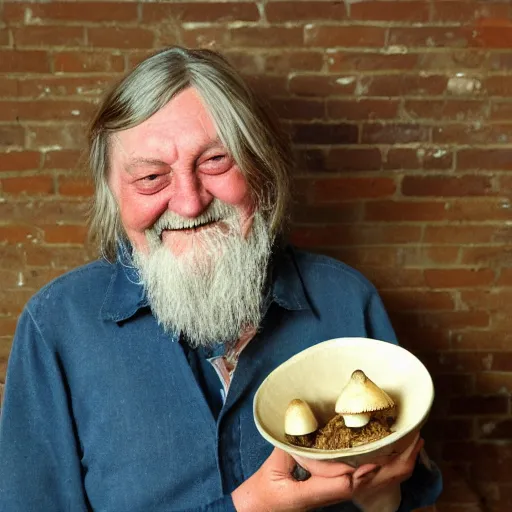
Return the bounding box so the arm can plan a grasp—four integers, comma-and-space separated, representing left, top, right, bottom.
0, 47, 442, 512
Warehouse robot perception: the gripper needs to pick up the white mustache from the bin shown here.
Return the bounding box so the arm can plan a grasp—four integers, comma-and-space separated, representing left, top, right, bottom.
151, 200, 235, 236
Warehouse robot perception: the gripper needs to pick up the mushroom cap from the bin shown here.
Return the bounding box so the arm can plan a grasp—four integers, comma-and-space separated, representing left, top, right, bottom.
284, 399, 319, 436
335, 369, 394, 414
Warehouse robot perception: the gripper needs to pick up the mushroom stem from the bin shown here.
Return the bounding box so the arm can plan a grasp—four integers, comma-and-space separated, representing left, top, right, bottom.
342, 412, 371, 428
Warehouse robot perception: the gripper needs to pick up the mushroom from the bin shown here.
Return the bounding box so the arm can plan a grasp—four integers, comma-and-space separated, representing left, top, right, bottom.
335, 370, 394, 428
284, 399, 318, 447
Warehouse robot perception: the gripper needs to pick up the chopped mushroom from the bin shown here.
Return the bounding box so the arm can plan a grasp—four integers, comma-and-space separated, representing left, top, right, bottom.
335, 370, 394, 428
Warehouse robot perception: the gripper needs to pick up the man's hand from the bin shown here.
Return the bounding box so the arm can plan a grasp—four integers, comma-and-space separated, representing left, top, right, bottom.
231, 448, 377, 512
353, 434, 424, 512
232, 435, 425, 512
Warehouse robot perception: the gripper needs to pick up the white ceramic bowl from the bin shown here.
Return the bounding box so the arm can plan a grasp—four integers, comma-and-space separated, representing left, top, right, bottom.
253, 337, 434, 467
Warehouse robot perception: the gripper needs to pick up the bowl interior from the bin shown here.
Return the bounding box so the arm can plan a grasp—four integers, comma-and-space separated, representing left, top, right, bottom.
253, 337, 434, 461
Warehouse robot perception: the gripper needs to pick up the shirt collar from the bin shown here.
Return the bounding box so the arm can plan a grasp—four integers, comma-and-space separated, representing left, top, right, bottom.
100, 242, 149, 322
100, 244, 311, 322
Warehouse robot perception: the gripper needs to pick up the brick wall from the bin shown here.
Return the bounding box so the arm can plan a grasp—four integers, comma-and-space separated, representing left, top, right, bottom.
1, 1, 511, 510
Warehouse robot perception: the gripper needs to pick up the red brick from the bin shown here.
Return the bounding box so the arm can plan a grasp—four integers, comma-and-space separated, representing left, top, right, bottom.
364, 201, 449, 222
498, 268, 512, 286
243, 75, 289, 98
328, 246, 409, 267
461, 246, 512, 266
312, 177, 396, 201
18, 76, 111, 98
472, 458, 512, 481
384, 147, 453, 171
0, 318, 17, 338
490, 100, 512, 121
325, 147, 382, 171
181, 27, 231, 48
43, 150, 82, 170
473, 25, 512, 49
384, 148, 421, 170
463, 289, 512, 310
424, 269, 495, 289
0, 151, 40, 172
327, 52, 418, 72
424, 225, 505, 244
58, 177, 94, 197
291, 203, 362, 224
0, 50, 50, 73
361, 267, 425, 289
388, 27, 474, 48
270, 98, 325, 121
419, 49, 487, 71
0, 78, 18, 97
0, 101, 94, 122
435, 374, 475, 396
423, 419, 474, 441
53, 52, 125, 73
9, 2, 138, 23
291, 224, 421, 248
457, 149, 512, 170
88, 27, 155, 50
353, 1, 429, 22
432, 2, 510, 23
402, 176, 494, 197
426, 247, 461, 265
143, 2, 260, 23
446, 199, 512, 222
231, 27, 303, 48
1, 175, 54, 195
23, 268, 66, 290
476, 371, 512, 395
359, 74, 448, 97
265, 1, 346, 22
485, 75, 512, 97
0, 126, 25, 147
26, 124, 85, 150
433, 124, 512, 145
381, 290, 455, 312
451, 395, 509, 416
362, 124, 429, 144
327, 99, 399, 121
292, 123, 358, 145
42, 225, 87, 245
404, 99, 487, 121
25, 245, 91, 268
0, 199, 89, 225
305, 26, 386, 48
455, 331, 512, 351
0, 226, 37, 244
288, 74, 357, 97
13, 26, 85, 47
265, 52, 324, 73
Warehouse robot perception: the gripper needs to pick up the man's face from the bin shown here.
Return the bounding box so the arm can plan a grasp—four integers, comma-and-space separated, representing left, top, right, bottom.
108, 87, 255, 256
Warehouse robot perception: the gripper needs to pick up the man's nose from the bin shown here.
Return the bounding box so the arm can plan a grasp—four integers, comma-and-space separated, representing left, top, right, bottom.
167, 171, 212, 218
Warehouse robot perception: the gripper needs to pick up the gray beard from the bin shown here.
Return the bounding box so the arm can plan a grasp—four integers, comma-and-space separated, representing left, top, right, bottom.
132, 202, 272, 349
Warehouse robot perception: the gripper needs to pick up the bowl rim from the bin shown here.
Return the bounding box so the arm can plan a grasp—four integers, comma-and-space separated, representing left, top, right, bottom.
253, 336, 435, 461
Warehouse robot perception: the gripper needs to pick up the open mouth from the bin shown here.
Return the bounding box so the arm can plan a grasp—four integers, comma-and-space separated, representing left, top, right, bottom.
158, 219, 221, 240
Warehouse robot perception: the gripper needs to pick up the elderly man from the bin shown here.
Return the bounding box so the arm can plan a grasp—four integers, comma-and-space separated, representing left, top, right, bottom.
0, 47, 441, 511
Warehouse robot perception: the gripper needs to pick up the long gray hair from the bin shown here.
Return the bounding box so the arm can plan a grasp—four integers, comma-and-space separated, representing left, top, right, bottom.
87, 46, 293, 260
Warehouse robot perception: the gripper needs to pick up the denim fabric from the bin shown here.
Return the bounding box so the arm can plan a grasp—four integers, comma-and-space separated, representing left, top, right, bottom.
0, 247, 442, 511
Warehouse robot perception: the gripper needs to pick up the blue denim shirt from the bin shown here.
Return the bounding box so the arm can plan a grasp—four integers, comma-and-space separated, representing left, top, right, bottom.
0, 247, 442, 511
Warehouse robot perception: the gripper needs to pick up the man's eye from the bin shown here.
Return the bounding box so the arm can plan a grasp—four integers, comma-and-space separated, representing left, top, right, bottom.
144, 174, 159, 181
209, 155, 225, 162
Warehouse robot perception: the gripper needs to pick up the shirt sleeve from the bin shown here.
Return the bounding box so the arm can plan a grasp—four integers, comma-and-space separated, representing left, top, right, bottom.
364, 290, 443, 510
0, 307, 89, 512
